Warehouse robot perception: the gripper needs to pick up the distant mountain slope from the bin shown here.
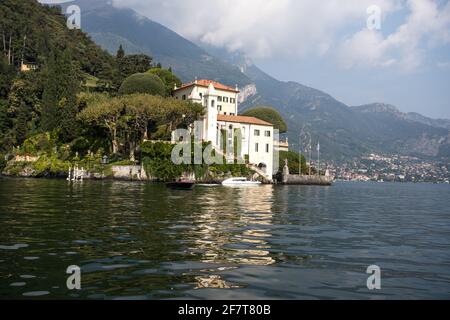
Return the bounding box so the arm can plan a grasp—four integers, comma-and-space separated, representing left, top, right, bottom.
403, 112, 450, 130
350, 103, 450, 158
74, 0, 251, 87
233, 57, 450, 160
238, 64, 375, 160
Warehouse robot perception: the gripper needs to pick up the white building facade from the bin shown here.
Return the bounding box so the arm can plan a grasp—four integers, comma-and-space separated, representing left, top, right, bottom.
173, 79, 274, 178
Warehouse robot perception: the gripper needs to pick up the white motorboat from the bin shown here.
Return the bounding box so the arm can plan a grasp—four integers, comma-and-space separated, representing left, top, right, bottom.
222, 177, 262, 186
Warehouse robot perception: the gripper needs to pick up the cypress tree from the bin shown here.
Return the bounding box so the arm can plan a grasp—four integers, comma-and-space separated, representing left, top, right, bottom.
57, 50, 80, 142
41, 48, 80, 141
116, 44, 125, 60
41, 52, 59, 132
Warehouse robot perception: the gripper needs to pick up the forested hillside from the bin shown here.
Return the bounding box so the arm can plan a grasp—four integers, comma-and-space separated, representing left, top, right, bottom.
0, 0, 116, 151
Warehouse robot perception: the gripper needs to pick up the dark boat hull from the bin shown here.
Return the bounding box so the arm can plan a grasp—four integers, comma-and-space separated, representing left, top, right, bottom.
166, 182, 195, 190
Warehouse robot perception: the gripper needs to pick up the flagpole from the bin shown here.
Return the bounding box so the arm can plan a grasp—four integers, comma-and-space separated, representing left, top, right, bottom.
308, 137, 312, 176
299, 134, 302, 176
317, 141, 320, 176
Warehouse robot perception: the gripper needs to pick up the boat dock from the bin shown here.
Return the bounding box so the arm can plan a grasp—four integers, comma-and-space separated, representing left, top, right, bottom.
281, 159, 334, 186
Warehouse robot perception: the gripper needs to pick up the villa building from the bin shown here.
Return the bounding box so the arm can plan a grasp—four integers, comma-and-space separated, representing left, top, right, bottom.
20, 60, 38, 72
173, 79, 275, 178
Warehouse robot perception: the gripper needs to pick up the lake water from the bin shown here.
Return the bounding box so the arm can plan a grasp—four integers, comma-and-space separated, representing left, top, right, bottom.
0, 178, 449, 299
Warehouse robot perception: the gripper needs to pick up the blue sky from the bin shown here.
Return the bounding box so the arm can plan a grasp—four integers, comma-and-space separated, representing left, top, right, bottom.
256, 44, 450, 119
254, 1, 450, 118
110, 0, 450, 119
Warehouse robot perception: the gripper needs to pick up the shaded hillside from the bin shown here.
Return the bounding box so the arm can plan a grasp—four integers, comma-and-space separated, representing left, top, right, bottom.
0, 0, 114, 79
75, 0, 251, 87
0, 0, 120, 152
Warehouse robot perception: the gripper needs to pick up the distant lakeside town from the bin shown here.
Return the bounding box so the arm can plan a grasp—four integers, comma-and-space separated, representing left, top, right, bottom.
323, 153, 450, 183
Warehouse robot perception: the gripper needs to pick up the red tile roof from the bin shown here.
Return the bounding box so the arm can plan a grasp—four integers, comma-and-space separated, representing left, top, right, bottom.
217, 115, 273, 126
175, 79, 239, 93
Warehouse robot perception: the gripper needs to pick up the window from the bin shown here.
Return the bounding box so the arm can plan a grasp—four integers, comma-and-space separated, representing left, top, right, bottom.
199, 93, 203, 99
218, 105, 222, 111
211, 100, 215, 108
265, 131, 271, 137
224, 112, 227, 115
254, 129, 260, 136
230, 113, 235, 116
266, 144, 270, 153
230, 98, 236, 103
224, 97, 229, 103
182, 95, 186, 100
255, 143, 259, 152
218, 96, 222, 102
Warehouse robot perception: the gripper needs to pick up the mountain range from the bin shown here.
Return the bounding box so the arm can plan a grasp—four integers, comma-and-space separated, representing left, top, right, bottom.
71, 0, 450, 161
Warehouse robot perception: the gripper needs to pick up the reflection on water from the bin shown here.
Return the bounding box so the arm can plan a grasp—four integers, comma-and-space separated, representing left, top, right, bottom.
0, 178, 449, 299
191, 185, 276, 267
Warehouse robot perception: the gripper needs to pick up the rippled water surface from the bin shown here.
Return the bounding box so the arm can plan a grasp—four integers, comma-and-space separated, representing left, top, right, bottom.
0, 178, 449, 299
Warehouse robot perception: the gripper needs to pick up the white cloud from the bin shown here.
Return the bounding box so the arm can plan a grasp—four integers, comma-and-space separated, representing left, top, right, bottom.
337, 0, 450, 71
111, 0, 450, 71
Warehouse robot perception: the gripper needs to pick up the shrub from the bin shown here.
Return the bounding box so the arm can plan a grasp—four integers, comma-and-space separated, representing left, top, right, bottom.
278, 150, 308, 175
4, 161, 29, 176
119, 73, 166, 96
32, 154, 70, 177
147, 68, 182, 96
21, 133, 54, 155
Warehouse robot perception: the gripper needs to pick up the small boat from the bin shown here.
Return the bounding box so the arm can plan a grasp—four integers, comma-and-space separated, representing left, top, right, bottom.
222, 177, 262, 186
166, 180, 195, 190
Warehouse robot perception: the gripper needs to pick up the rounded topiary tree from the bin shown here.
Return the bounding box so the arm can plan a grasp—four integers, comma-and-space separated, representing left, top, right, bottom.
242, 106, 288, 133
147, 68, 182, 96
119, 73, 166, 96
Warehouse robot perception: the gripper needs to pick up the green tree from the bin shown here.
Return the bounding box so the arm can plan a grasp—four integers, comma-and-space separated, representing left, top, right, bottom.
116, 45, 125, 60
59, 52, 82, 142
7, 77, 41, 147
77, 93, 124, 154
278, 150, 309, 175
0, 56, 14, 99
0, 99, 11, 151
119, 73, 166, 96
242, 107, 288, 133
147, 67, 182, 97
119, 54, 153, 78
41, 53, 59, 131
78, 93, 204, 158
41, 49, 80, 141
